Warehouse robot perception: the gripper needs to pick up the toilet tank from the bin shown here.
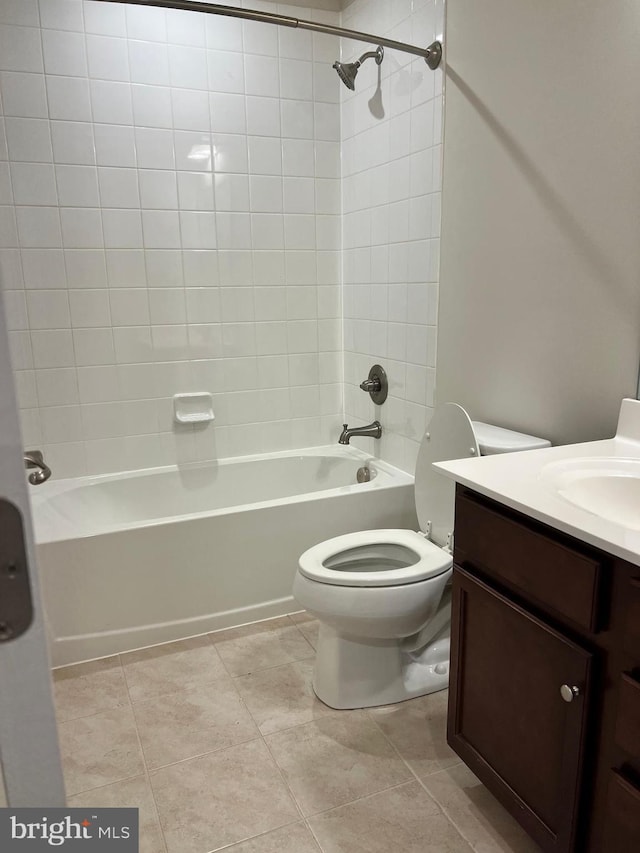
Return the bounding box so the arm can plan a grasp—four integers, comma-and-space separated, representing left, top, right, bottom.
472, 421, 551, 455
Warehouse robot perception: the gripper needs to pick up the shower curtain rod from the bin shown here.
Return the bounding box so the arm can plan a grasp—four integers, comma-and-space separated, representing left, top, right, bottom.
99, 0, 443, 69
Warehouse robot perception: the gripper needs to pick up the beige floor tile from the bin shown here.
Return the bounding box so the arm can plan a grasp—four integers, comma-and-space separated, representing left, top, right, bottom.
265, 711, 412, 816
308, 781, 473, 853
421, 764, 542, 852
223, 822, 321, 852
121, 635, 227, 703
370, 690, 460, 778
150, 738, 300, 853
133, 679, 259, 769
210, 616, 314, 677
234, 659, 334, 735
289, 612, 320, 649
58, 706, 145, 796
68, 775, 166, 853
53, 656, 130, 723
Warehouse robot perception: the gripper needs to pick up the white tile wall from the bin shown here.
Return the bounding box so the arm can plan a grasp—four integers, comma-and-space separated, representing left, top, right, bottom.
341, 0, 444, 474
0, 0, 343, 477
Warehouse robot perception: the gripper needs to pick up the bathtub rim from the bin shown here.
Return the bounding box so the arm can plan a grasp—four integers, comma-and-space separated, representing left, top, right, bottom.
31, 444, 414, 545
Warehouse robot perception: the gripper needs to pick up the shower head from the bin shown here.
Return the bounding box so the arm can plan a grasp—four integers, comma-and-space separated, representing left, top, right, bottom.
333, 60, 359, 91
333, 45, 384, 91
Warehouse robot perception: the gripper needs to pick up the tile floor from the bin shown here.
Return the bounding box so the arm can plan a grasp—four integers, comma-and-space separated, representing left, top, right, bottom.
53, 614, 541, 853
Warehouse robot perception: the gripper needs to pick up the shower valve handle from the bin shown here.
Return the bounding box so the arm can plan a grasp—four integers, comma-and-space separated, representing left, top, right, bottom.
359, 364, 388, 405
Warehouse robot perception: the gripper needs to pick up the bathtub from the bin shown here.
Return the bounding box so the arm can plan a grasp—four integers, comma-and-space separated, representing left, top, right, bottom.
31, 446, 417, 667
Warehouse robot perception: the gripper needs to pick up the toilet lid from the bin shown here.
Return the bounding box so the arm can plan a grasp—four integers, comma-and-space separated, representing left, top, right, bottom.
415, 403, 479, 547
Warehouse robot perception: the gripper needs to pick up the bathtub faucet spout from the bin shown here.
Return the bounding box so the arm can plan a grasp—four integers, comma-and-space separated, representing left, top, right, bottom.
338, 421, 382, 445
24, 449, 52, 485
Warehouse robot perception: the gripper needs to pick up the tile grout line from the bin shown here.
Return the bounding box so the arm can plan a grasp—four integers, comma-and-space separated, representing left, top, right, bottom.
260, 728, 307, 822
67, 771, 145, 800
241, 705, 344, 739
286, 613, 319, 650
366, 708, 478, 847
223, 649, 316, 678
302, 777, 422, 822
204, 629, 237, 680
365, 708, 426, 785
411, 768, 484, 853
206, 615, 316, 678
117, 651, 170, 853
365, 704, 463, 782
55, 703, 130, 725
204, 814, 305, 853
257, 708, 434, 836
55, 655, 153, 804
290, 743, 474, 852
300, 775, 476, 853
138, 732, 264, 775
128, 672, 244, 707
303, 818, 326, 853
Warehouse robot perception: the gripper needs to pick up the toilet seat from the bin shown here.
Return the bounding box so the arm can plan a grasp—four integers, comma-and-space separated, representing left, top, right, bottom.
298, 529, 452, 588
298, 406, 480, 590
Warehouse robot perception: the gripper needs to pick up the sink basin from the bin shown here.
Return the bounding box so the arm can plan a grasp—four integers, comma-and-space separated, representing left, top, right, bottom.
541, 458, 640, 530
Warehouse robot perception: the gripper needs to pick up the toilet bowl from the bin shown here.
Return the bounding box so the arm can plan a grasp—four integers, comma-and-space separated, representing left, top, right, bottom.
293, 403, 550, 710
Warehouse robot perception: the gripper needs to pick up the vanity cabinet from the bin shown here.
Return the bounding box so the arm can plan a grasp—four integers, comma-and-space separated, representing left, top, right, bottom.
448, 486, 640, 853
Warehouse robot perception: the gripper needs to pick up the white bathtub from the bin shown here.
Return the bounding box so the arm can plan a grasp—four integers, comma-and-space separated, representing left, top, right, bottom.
31, 446, 417, 667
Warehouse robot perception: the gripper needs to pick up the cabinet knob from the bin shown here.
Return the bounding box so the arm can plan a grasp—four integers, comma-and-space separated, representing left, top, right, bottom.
560, 684, 581, 703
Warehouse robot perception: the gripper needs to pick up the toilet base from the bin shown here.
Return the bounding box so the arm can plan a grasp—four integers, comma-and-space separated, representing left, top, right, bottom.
312, 622, 450, 709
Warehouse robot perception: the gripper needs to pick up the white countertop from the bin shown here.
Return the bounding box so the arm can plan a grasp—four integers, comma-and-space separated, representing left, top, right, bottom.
434, 399, 640, 567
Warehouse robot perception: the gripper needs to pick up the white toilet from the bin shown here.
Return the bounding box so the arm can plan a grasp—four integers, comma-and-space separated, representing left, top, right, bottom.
293, 403, 550, 710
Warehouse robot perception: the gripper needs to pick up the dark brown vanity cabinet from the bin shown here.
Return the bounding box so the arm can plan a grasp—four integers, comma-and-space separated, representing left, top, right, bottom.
448, 487, 640, 853
450, 568, 592, 850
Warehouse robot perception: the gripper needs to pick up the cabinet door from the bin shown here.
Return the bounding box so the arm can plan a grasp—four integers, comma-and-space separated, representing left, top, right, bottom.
448, 566, 593, 853
602, 771, 640, 849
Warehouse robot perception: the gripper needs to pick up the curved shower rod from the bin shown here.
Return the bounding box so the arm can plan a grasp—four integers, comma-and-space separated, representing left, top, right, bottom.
99, 0, 443, 69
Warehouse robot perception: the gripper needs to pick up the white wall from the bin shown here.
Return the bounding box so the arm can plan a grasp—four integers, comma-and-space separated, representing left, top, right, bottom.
341, 0, 444, 473
437, 0, 640, 445
0, 0, 343, 477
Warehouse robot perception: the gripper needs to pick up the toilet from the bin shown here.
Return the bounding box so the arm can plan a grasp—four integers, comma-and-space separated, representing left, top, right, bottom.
293, 403, 550, 710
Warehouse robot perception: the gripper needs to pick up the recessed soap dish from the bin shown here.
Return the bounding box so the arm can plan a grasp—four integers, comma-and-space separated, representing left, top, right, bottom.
173, 393, 214, 424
